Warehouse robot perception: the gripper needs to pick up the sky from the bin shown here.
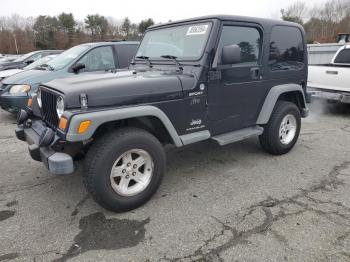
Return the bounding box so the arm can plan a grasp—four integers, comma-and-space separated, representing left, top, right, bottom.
0, 0, 329, 23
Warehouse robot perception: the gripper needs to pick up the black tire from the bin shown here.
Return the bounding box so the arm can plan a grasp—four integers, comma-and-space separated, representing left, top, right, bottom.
83, 127, 166, 212
259, 101, 301, 155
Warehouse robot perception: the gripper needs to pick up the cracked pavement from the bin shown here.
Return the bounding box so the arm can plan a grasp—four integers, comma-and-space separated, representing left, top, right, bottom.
0, 102, 350, 262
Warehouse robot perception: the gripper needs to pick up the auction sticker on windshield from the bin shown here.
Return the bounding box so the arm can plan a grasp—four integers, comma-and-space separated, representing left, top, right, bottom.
187, 24, 209, 35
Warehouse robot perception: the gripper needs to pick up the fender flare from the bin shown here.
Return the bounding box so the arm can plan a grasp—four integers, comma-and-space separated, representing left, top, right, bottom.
256, 84, 307, 125
65, 105, 183, 147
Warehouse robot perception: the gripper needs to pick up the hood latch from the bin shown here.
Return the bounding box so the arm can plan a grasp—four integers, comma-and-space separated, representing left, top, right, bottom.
80, 93, 88, 110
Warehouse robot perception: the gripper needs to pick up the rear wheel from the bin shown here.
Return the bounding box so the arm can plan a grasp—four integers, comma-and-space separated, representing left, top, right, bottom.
83, 127, 166, 212
259, 101, 301, 155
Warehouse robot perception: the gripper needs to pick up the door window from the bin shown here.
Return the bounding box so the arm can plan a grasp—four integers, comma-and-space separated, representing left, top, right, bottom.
27, 52, 44, 62
78, 46, 116, 72
218, 26, 262, 65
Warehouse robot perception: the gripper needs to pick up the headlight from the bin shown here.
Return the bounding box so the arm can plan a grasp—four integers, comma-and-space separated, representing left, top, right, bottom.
9, 84, 31, 94
37, 89, 42, 108
56, 96, 64, 118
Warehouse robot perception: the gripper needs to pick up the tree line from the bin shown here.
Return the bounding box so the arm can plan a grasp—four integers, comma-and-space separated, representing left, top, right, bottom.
0, 14, 154, 54
281, 0, 350, 43
2, 0, 350, 54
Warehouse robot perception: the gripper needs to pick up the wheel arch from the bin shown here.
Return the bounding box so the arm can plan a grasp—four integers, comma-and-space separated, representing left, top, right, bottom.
65, 105, 183, 147
257, 84, 309, 125
92, 116, 175, 146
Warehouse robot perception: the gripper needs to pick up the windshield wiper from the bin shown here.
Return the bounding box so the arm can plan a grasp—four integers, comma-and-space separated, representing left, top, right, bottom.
135, 56, 153, 68
161, 55, 183, 71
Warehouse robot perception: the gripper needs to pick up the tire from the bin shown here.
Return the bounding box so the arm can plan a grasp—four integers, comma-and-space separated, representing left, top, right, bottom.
259, 101, 301, 155
83, 127, 166, 212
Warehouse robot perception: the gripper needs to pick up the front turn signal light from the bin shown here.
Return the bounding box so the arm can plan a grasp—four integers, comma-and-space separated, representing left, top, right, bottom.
58, 117, 68, 130
27, 98, 33, 108
78, 120, 91, 134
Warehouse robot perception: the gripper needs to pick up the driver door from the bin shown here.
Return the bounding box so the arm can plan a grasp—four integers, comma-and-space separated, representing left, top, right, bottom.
208, 23, 267, 134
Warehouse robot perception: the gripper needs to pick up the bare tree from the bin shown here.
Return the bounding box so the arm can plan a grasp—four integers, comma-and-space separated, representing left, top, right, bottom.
281, 1, 307, 24
283, 0, 350, 43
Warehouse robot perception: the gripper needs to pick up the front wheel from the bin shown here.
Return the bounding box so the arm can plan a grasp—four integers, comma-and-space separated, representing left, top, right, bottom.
83, 127, 166, 212
259, 101, 301, 155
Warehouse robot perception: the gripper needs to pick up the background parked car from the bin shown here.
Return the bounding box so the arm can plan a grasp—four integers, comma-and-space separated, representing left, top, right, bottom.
0, 55, 21, 64
0, 55, 59, 81
0, 41, 139, 113
308, 44, 350, 103
307, 43, 344, 65
0, 50, 62, 71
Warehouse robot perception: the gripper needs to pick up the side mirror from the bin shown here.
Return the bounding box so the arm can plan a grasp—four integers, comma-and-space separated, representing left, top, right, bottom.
25, 60, 34, 65
221, 45, 241, 65
72, 63, 85, 73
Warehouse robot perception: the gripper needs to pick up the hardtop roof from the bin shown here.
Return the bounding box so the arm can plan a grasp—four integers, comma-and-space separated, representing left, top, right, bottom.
148, 15, 303, 31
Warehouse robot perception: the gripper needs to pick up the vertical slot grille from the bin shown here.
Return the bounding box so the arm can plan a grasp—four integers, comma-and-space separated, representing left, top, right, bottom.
41, 89, 59, 129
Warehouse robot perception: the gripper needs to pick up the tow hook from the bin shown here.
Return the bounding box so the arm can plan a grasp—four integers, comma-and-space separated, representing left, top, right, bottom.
39, 128, 55, 147
17, 109, 29, 125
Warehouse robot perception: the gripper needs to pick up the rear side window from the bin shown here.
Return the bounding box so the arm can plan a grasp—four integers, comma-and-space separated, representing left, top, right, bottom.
115, 44, 138, 68
334, 49, 350, 64
269, 26, 304, 71
218, 26, 262, 64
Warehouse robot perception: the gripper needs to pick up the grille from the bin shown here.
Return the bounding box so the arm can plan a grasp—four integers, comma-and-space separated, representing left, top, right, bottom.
41, 88, 59, 129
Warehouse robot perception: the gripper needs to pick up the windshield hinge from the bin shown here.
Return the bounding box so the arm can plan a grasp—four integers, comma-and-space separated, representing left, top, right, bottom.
208, 70, 221, 81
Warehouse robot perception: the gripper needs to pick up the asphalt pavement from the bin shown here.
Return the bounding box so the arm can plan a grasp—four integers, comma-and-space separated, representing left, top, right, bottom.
0, 101, 350, 262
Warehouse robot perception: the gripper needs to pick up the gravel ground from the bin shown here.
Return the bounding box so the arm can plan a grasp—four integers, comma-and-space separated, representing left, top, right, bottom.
0, 101, 350, 262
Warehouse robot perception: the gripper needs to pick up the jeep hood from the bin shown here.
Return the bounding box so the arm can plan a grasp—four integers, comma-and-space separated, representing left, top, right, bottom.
43, 70, 196, 108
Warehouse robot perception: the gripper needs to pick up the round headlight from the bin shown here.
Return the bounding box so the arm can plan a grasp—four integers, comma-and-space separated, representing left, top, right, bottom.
9, 84, 31, 94
56, 96, 64, 118
37, 89, 42, 108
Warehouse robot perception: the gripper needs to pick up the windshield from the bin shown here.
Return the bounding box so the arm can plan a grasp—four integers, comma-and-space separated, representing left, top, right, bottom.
136, 23, 212, 61
46, 45, 89, 70
24, 55, 57, 70
13, 51, 38, 62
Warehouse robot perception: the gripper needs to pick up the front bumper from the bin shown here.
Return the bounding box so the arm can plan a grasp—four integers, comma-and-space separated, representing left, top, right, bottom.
308, 88, 350, 104
16, 119, 74, 175
0, 93, 28, 113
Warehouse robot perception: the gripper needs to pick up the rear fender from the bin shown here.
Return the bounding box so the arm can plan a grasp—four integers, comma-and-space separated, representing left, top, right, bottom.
257, 84, 308, 125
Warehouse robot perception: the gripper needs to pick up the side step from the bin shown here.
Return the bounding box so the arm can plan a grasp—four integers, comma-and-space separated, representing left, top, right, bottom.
212, 126, 264, 146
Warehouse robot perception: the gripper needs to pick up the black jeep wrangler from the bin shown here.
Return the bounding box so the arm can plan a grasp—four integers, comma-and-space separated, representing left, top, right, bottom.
16, 15, 309, 212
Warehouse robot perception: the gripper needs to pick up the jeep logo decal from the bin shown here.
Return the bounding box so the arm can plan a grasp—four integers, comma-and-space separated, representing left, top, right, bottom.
190, 119, 202, 126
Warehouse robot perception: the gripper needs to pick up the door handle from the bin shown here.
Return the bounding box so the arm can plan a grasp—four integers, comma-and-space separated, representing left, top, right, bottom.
250, 67, 260, 80
326, 70, 338, 75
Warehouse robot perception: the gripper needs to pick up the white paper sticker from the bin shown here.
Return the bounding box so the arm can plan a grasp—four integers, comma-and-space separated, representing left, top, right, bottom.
187, 24, 209, 36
